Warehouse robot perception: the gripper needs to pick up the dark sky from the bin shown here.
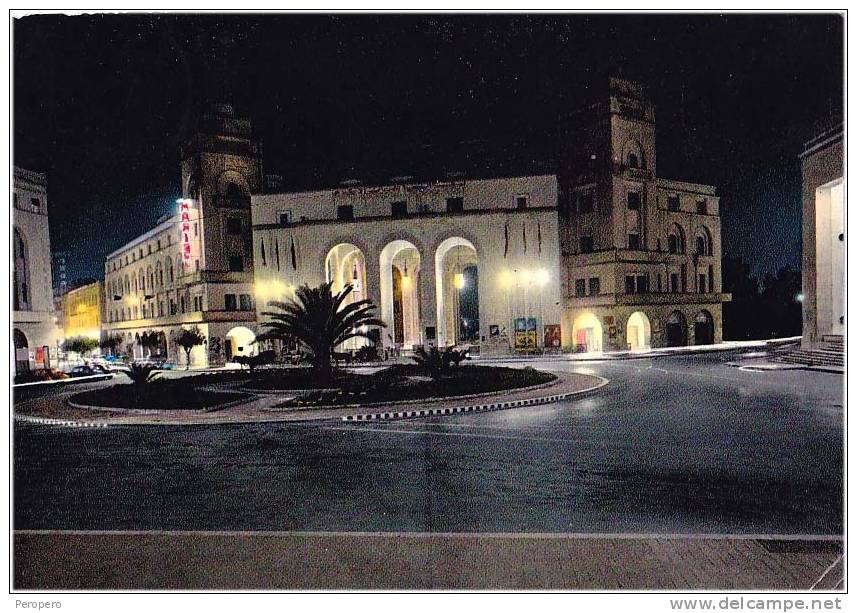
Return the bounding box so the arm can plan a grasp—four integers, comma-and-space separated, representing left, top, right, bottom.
13, 13, 843, 283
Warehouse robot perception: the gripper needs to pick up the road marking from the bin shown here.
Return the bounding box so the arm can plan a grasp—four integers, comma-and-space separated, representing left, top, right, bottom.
322, 424, 578, 443
809, 553, 844, 590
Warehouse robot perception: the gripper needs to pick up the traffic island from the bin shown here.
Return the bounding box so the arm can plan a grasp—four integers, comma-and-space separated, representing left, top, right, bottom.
14, 367, 606, 427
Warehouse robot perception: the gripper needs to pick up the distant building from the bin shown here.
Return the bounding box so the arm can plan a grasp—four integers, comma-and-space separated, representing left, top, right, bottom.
13, 166, 61, 372
52, 250, 70, 298
800, 123, 844, 350
101, 103, 260, 367
61, 280, 103, 345
252, 77, 730, 355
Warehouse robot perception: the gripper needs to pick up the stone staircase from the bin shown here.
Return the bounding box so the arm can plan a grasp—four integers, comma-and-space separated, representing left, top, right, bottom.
773, 335, 844, 369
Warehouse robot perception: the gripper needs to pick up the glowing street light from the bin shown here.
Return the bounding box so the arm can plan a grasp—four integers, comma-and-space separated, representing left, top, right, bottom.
535, 269, 550, 287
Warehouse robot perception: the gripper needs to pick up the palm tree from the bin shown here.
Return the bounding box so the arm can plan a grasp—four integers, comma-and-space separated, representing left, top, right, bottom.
260, 281, 385, 382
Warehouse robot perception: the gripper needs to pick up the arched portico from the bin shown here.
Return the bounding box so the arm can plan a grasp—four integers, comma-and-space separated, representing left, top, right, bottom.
571, 312, 603, 353
435, 237, 479, 347
379, 240, 422, 350
626, 311, 651, 351
226, 326, 257, 360
694, 310, 714, 345
666, 311, 688, 347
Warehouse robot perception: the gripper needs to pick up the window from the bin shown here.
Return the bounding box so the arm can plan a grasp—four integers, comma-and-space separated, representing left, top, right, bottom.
625, 276, 636, 294
696, 236, 706, 256
708, 265, 714, 292
170, 300, 177, 316
670, 273, 679, 293
277, 210, 292, 225
194, 223, 198, 237
657, 273, 662, 292
193, 296, 203, 312
575, 279, 586, 298
578, 192, 593, 214
588, 277, 600, 296
180, 296, 186, 313
515, 195, 528, 210
667, 195, 680, 212
225, 294, 237, 311
157, 239, 161, 250
628, 234, 641, 250
446, 197, 464, 213
696, 200, 707, 214
636, 275, 648, 294
698, 274, 707, 293
148, 244, 152, 255
226, 217, 242, 235
391, 201, 408, 218
627, 152, 639, 169
30, 197, 40, 211
228, 256, 243, 272
337, 205, 354, 220
627, 191, 641, 210
239, 294, 252, 311
580, 236, 594, 253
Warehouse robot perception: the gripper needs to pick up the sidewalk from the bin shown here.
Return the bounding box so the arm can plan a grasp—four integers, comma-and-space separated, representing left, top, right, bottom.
13, 531, 843, 590
474, 337, 801, 363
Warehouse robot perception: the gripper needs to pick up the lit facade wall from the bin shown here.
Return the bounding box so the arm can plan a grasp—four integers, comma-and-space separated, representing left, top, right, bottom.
13, 166, 62, 371
800, 125, 844, 349
252, 175, 564, 354
61, 281, 103, 342
101, 104, 260, 367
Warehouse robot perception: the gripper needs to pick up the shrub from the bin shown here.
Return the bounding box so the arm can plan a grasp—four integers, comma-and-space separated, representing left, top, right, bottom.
412, 346, 471, 378
127, 362, 161, 385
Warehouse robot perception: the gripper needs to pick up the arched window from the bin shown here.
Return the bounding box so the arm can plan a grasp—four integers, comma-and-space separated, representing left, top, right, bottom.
696, 227, 714, 256
124, 275, 130, 295
668, 224, 686, 255
627, 152, 639, 169
156, 261, 163, 287
166, 257, 174, 284
13, 229, 30, 311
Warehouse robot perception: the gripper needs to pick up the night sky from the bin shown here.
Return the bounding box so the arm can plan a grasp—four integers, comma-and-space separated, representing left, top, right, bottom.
13, 13, 843, 283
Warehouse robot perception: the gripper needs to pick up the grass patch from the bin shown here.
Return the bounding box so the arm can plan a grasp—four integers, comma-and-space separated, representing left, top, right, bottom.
69, 380, 249, 411
274, 365, 556, 408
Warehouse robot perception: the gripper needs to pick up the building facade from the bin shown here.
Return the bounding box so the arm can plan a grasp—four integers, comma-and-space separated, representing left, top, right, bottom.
800, 124, 844, 349
101, 104, 261, 367
60, 280, 103, 344
252, 78, 729, 354
13, 166, 61, 372
557, 78, 729, 351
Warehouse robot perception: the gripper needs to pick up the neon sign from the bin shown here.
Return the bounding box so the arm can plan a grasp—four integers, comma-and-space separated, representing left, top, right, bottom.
177, 199, 194, 264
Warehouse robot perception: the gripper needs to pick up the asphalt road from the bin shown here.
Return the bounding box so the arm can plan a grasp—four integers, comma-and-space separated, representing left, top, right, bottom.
13, 351, 843, 534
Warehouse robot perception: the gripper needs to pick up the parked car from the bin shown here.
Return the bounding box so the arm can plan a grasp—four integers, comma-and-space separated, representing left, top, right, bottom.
68, 365, 99, 378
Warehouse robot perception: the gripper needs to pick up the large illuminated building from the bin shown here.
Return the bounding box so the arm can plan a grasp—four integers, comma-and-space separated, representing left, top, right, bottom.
13, 166, 62, 373
253, 78, 729, 354
101, 104, 260, 367
798, 123, 844, 361
60, 280, 104, 344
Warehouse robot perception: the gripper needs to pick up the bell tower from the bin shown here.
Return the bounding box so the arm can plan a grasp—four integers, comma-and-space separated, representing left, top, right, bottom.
180, 103, 263, 274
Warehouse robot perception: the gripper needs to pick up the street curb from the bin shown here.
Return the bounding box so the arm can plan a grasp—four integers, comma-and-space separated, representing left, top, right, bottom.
65, 392, 252, 414
340, 376, 609, 422
13, 374, 114, 388
14, 414, 108, 429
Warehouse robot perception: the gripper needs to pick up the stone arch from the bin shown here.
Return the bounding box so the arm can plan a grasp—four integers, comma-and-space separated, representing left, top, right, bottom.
571, 312, 603, 353
380, 239, 423, 348
626, 311, 652, 351
225, 326, 256, 360
622, 138, 645, 169
435, 236, 479, 347
694, 309, 715, 345
666, 310, 688, 347
13, 227, 30, 311
668, 223, 686, 254
695, 225, 714, 256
